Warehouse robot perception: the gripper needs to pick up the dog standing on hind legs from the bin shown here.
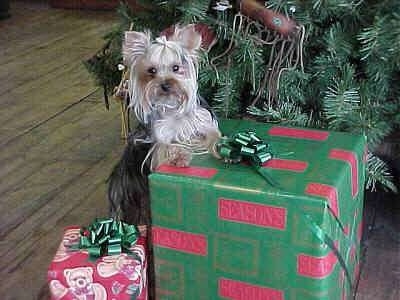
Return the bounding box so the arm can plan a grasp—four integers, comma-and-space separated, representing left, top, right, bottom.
107, 24, 221, 227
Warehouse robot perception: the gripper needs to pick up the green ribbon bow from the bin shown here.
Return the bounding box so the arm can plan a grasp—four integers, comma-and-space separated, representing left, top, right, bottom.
217, 131, 273, 166
217, 130, 278, 186
78, 218, 138, 257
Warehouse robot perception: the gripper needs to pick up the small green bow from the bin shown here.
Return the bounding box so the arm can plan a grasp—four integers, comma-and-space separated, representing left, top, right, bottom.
217, 130, 278, 187
78, 218, 138, 257
217, 131, 273, 165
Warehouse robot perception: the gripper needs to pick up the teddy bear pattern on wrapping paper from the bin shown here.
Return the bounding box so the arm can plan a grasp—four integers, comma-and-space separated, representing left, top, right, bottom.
49, 267, 107, 300
49, 228, 146, 299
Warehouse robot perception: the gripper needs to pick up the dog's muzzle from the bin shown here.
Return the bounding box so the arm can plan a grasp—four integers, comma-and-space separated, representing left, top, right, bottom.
160, 82, 171, 93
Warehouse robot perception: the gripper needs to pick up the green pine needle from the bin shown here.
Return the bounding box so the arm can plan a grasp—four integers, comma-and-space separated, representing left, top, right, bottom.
247, 101, 309, 126
366, 152, 398, 193
323, 64, 360, 130
85, 0, 400, 193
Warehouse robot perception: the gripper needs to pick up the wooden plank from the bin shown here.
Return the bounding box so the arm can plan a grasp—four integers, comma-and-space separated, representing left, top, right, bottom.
2, 28, 114, 100
0, 94, 120, 219
0, 63, 104, 146
0, 2, 113, 63
0, 100, 122, 227
0, 18, 105, 65
0, 146, 123, 299
0, 1, 116, 146
0, 93, 105, 178
0, 80, 98, 145
0, 99, 124, 300
356, 195, 400, 300
0, 4, 123, 299
0, 21, 111, 87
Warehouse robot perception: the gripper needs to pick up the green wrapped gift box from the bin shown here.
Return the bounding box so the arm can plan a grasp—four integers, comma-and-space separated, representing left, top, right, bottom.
149, 119, 366, 300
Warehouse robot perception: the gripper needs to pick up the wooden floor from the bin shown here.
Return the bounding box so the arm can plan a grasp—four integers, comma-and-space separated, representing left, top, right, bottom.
0, 1, 398, 300
0, 1, 122, 299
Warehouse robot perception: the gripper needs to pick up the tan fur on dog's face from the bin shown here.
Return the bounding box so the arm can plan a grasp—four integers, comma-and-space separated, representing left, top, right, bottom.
123, 25, 202, 124
134, 47, 189, 111
122, 25, 221, 167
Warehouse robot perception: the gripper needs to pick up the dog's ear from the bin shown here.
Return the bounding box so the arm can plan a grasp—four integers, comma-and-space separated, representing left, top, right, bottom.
123, 31, 151, 66
171, 24, 202, 54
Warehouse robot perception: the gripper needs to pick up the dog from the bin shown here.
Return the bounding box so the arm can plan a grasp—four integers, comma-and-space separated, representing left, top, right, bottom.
107, 25, 221, 226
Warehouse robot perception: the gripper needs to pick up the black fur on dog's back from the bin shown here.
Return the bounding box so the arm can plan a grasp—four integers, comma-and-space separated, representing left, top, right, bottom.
107, 129, 152, 225
107, 97, 218, 226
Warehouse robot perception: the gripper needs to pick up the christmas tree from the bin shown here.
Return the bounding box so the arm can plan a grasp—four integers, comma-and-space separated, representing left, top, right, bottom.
85, 0, 400, 192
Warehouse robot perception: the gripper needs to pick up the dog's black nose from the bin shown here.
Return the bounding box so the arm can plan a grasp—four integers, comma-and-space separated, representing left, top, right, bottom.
161, 82, 171, 92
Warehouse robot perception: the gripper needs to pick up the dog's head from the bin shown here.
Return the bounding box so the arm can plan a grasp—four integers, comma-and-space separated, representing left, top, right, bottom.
123, 25, 202, 125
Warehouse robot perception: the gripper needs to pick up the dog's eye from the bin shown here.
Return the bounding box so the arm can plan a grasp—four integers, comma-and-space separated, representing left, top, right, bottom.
147, 67, 157, 75
172, 65, 180, 72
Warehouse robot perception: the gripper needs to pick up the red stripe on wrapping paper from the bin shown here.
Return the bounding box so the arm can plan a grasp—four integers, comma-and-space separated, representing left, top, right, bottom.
297, 247, 338, 278
152, 226, 207, 256
268, 126, 329, 141
156, 164, 217, 178
64, 226, 80, 231
343, 225, 350, 236
357, 221, 363, 242
262, 158, 308, 172
305, 183, 339, 218
218, 278, 284, 300
342, 289, 347, 300
354, 262, 360, 281
329, 149, 359, 197
350, 245, 357, 262
218, 198, 287, 230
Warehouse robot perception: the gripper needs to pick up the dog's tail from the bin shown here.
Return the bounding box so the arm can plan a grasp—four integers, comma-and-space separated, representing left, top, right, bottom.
107, 137, 152, 225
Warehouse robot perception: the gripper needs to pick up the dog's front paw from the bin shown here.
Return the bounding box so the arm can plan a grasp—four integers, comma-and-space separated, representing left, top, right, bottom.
166, 145, 192, 167
204, 128, 222, 159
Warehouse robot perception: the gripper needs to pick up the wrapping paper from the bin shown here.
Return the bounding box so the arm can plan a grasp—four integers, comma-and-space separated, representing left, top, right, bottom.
48, 226, 147, 300
150, 119, 366, 300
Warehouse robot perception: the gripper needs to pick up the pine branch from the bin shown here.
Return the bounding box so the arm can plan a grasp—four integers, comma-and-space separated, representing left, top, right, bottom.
277, 69, 310, 105
322, 64, 361, 130
310, 0, 359, 21
231, 38, 264, 90
178, 0, 209, 23
247, 101, 309, 126
212, 69, 241, 118
309, 54, 341, 93
356, 83, 397, 149
366, 152, 398, 193
83, 0, 400, 193
358, 12, 400, 65
322, 22, 354, 61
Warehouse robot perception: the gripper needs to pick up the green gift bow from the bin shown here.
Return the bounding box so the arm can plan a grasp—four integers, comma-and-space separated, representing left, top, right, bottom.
78, 218, 138, 257
217, 131, 273, 165
217, 130, 278, 186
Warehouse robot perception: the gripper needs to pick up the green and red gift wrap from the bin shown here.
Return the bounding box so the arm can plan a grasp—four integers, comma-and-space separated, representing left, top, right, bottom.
47, 222, 148, 300
149, 119, 366, 300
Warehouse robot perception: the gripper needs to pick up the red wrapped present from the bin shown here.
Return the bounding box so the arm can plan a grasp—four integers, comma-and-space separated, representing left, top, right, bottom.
48, 224, 147, 300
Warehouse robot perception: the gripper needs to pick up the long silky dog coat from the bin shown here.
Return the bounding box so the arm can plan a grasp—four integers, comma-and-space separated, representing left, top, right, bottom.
108, 25, 221, 225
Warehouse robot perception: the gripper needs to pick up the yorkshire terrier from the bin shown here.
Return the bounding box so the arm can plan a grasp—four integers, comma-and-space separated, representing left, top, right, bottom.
108, 25, 221, 226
